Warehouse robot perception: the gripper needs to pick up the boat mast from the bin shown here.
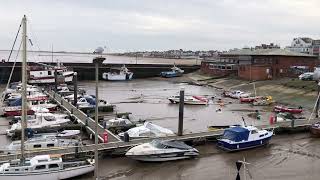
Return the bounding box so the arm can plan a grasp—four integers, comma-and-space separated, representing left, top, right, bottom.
21, 15, 27, 162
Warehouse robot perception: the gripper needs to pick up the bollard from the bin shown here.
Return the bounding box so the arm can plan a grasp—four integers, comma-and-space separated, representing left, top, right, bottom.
269, 115, 274, 125
103, 132, 108, 143
178, 88, 184, 136
124, 132, 130, 142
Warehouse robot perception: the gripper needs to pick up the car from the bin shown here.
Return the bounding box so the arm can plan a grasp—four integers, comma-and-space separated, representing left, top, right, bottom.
298, 72, 314, 80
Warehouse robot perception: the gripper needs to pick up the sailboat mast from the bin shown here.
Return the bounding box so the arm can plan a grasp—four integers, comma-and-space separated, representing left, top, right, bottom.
21, 15, 27, 161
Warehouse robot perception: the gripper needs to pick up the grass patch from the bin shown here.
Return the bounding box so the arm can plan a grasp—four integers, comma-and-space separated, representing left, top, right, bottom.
282, 79, 317, 91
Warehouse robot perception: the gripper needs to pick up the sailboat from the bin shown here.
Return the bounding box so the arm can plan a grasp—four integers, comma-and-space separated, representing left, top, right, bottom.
0, 15, 94, 180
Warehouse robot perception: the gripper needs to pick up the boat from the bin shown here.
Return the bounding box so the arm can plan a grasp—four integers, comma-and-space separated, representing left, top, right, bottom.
310, 122, 320, 137
160, 65, 184, 78
104, 117, 136, 134
274, 105, 303, 114
240, 96, 262, 103
102, 65, 133, 81
168, 95, 208, 105
0, 15, 94, 180
2, 135, 81, 154
6, 112, 70, 136
252, 96, 274, 106
228, 90, 250, 99
0, 155, 95, 179
125, 139, 199, 162
217, 125, 273, 151
118, 122, 174, 139
28, 62, 74, 84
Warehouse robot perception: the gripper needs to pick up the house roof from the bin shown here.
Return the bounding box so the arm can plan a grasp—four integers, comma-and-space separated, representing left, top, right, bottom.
222, 49, 316, 57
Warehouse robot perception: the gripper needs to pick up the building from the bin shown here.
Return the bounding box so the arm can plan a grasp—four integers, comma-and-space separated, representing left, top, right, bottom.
255, 43, 280, 50
312, 40, 320, 57
220, 49, 318, 80
200, 58, 238, 77
285, 37, 313, 54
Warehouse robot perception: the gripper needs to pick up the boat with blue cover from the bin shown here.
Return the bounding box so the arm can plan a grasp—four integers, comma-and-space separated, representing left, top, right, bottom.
217, 125, 273, 151
160, 65, 184, 78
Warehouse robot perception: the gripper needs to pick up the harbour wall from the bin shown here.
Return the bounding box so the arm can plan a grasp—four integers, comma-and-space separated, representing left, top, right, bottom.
0, 62, 200, 83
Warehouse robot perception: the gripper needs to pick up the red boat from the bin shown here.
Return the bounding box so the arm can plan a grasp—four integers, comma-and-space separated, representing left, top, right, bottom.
274, 105, 303, 114
4, 108, 35, 117
240, 96, 262, 103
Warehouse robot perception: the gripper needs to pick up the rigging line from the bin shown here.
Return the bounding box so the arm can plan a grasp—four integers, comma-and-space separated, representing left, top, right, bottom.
7, 20, 22, 62
1, 39, 23, 104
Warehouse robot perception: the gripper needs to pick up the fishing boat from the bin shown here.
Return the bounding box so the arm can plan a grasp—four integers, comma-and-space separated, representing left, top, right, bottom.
274, 105, 303, 114
168, 95, 208, 105
102, 65, 133, 81
217, 125, 273, 151
118, 122, 174, 140
310, 122, 320, 137
126, 139, 199, 162
28, 62, 74, 84
160, 65, 184, 78
0, 155, 95, 180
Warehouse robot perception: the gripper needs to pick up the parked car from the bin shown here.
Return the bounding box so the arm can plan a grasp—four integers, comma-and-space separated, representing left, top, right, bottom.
298, 72, 314, 80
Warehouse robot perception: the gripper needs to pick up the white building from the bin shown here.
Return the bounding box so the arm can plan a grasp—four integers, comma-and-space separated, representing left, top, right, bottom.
285, 37, 313, 54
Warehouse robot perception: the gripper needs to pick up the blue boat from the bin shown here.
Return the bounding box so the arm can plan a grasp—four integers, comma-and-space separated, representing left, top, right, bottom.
160, 65, 184, 78
217, 125, 273, 151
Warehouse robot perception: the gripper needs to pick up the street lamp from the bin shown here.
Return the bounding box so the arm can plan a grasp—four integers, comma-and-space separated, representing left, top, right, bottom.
92, 56, 105, 180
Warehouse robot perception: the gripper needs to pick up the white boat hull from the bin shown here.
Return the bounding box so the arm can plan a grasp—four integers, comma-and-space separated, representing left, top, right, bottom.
0, 165, 94, 180
127, 155, 191, 162
168, 98, 208, 105
102, 72, 133, 81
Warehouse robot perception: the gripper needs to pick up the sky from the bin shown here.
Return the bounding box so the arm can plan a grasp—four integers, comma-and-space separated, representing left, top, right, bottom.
0, 0, 319, 52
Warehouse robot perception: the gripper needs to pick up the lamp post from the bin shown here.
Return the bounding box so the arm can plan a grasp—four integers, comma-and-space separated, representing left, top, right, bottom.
93, 57, 105, 180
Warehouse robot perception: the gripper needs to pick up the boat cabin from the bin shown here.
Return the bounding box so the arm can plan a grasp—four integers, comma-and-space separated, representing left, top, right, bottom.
222, 126, 269, 142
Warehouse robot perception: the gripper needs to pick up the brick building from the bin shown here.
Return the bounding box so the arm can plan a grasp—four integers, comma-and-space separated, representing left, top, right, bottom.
222, 49, 319, 80
201, 49, 319, 80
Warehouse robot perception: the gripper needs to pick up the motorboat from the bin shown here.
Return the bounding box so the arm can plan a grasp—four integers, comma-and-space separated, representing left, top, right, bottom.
76, 96, 109, 108
2, 135, 81, 154
0, 155, 94, 180
274, 105, 303, 114
28, 62, 74, 84
310, 122, 320, 137
6, 112, 70, 136
227, 90, 250, 99
252, 96, 274, 106
168, 95, 208, 105
102, 65, 133, 81
160, 65, 184, 78
118, 122, 174, 139
217, 125, 273, 151
104, 117, 136, 134
126, 139, 199, 162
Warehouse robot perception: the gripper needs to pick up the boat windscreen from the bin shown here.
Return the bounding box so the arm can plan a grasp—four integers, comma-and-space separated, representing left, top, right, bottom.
161, 140, 193, 150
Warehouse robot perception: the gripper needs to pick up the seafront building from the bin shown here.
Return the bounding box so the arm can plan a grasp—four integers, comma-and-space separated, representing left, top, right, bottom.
201, 48, 319, 80
285, 37, 320, 58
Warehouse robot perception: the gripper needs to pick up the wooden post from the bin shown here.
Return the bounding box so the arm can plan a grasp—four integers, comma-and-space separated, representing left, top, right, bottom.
54, 69, 58, 92
316, 81, 320, 118
178, 88, 184, 136
73, 72, 78, 107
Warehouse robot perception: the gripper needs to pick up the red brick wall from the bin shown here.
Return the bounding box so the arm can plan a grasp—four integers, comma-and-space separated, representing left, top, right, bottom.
238, 65, 271, 80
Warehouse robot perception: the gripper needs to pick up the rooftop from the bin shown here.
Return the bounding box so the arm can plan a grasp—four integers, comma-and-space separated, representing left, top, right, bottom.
222, 49, 316, 57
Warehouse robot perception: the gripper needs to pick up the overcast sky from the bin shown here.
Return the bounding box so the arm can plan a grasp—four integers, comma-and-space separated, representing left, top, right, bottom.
0, 0, 319, 52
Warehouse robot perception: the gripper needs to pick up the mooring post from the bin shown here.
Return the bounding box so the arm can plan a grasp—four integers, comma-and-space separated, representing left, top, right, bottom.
178, 88, 184, 136
73, 72, 78, 107
316, 81, 320, 118
54, 69, 58, 92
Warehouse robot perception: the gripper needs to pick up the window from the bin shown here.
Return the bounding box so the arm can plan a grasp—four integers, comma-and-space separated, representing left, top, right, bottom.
47, 144, 55, 147
35, 165, 46, 170
49, 164, 59, 169
48, 71, 52, 75
251, 130, 258, 134
33, 144, 42, 148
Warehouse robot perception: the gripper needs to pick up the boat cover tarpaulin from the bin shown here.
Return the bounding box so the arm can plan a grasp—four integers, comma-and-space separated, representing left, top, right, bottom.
9, 98, 22, 106
161, 140, 193, 150
223, 127, 249, 142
